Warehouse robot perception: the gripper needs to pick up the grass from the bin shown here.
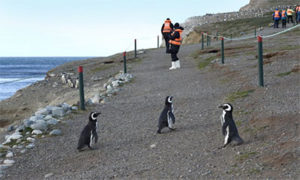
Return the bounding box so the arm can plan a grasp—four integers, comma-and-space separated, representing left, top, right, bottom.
90, 64, 114, 73
248, 168, 261, 175
276, 71, 292, 77
226, 89, 255, 102
236, 151, 257, 162
197, 55, 218, 69
235, 120, 242, 127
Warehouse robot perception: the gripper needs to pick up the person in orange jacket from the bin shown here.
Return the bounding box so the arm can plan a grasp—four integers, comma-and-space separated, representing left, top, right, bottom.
281, 9, 287, 28
161, 18, 174, 53
273, 8, 281, 28
168, 23, 184, 70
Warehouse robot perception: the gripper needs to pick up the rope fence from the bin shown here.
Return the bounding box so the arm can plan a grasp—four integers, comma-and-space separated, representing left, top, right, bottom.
199, 24, 300, 87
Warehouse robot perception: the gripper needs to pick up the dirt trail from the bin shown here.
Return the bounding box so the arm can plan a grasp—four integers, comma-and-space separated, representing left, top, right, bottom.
3, 24, 300, 179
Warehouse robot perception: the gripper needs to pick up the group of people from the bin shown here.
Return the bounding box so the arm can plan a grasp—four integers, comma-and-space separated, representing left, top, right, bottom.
161, 18, 184, 70
273, 5, 300, 28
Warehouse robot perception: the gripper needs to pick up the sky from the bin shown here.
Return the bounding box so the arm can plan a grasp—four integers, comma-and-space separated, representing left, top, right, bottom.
0, 0, 249, 57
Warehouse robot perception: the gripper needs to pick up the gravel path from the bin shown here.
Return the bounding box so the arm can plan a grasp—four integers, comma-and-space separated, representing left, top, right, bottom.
3, 24, 299, 179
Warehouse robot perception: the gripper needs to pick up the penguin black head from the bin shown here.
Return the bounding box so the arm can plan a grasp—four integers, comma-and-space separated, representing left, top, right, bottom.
218, 103, 233, 112
89, 112, 101, 121
165, 96, 173, 105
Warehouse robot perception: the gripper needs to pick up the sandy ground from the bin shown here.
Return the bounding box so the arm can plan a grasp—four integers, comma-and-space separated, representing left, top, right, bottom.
1, 24, 300, 179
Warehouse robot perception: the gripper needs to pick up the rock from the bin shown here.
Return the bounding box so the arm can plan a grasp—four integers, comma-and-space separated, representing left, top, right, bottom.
7, 125, 16, 132
202, 170, 211, 176
49, 129, 62, 136
71, 106, 78, 111
61, 103, 71, 111
4, 159, 15, 165
5, 152, 13, 158
32, 130, 43, 135
106, 85, 113, 91
15, 125, 25, 132
91, 76, 103, 81
26, 143, 35, 149
46, 118, 58, 125
137, 50, 145, 54
91, 94, 101, 104
52, 82, 58, 88
112, 81, 119, 87
26, 137, 35, 143
45, 173, 54, 178
0, 164, 11, 170
24, 119, 35, 127
17, 145, 24, 149
150, 144, 156, 148
20, 149, 26, 154
51, 107, 65, 117
29, 116, 38, 122
44, 115, 53, 120
30, 120, 47, 131
35, 108, 50, 116
5, 132, 22, 142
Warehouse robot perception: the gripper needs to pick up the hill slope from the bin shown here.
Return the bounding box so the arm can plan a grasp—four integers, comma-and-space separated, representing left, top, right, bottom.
3, 23, 299, 179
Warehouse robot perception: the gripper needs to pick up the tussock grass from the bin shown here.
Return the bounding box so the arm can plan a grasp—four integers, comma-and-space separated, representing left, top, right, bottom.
236, 151, 257, 162
226, 89, 255, 102
276, 71, 292, 77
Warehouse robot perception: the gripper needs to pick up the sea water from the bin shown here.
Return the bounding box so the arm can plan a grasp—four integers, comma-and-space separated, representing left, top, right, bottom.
0, 57, 91, 101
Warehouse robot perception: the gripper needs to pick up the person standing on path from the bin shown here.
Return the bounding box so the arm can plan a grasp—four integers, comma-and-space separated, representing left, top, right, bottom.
281, 9, 287, 28
287, 7, 294, 24
168, 23, 184, 70
273, 8, 281, 28
161, 18, 174, 53
296, 5, 300, 24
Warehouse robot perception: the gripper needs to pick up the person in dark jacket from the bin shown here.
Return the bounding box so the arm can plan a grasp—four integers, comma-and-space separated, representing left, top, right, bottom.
168, 23, 184, 70
161, 18, 173, 53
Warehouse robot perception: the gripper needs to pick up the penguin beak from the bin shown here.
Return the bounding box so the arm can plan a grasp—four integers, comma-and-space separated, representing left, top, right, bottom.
95, 112, 101, 117
218, 105, 224, 109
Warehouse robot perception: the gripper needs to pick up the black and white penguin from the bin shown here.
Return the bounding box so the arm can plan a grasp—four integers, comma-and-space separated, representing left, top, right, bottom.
157, 96, 176, 134
218, 103, 243, 148
77, 112, 101, 151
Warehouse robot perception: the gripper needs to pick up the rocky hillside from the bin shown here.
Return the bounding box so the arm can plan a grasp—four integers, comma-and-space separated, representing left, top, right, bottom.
181, 0, 298, 44
240, 0, 299, 11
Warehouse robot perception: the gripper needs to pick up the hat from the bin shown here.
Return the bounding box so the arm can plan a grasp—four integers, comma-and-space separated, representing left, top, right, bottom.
174, 23, 179, 28
166, 18, 170, 20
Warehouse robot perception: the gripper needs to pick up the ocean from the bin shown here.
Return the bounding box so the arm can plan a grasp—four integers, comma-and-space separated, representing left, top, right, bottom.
0, 57, 91, 101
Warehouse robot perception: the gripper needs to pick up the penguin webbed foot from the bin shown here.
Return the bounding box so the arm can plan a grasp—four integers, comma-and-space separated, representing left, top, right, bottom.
157, 130, 162, 134
168, 127, 176, 131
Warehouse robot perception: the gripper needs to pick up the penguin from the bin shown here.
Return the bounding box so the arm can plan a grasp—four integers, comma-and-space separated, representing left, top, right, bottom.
77, 112, 101, 151
218, 103, 243, 148
157, 96, 176, 134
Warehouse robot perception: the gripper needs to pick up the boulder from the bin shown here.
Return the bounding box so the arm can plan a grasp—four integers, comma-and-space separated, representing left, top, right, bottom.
46, 118, 58, 125
44, 115, 53, 120
32, 129, 43, 135
35, 108, 50, 116
26, 143, 35, 149
112, 81, 119, 87
5, 152, 13, 158
52, 107, 65, 117
24, 119, 35, 127
26, 137, 35, 143
3, 159, 15, 165
30, 120, 47, 131
49, 129, 62, 136
90, 94, 101, 104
